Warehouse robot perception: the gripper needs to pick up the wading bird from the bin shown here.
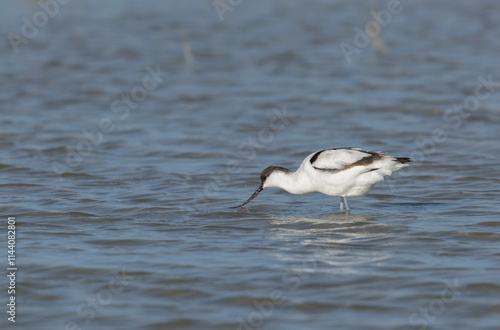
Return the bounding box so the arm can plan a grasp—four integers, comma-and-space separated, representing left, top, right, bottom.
239, 147, 411, 213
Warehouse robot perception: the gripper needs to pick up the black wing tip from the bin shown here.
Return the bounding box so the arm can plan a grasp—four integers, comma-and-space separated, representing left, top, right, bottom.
395, 157, 412, 164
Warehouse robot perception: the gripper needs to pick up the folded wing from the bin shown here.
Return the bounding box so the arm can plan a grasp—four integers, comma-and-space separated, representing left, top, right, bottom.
310, 148, 382, 172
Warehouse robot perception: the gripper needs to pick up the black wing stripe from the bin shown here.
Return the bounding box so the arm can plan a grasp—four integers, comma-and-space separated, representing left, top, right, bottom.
313, 166, 338, 173
310, 147, 368, 166
313, 152, 383, 173
309, 149, 326, 165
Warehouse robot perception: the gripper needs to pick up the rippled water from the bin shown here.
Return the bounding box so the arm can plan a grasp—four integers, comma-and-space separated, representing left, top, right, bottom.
1, 0, 500, 329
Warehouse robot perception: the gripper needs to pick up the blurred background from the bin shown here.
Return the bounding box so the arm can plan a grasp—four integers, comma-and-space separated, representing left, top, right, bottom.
1, 0, 500, 329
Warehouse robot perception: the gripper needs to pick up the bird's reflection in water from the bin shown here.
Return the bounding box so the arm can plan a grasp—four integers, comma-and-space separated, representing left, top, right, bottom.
266, 214, 393, 275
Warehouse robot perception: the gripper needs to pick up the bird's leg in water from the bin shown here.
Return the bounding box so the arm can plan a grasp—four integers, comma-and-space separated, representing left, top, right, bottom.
342, 196, 350, 214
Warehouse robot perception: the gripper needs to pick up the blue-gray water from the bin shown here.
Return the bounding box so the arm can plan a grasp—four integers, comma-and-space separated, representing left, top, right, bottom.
1, 0, 500, 329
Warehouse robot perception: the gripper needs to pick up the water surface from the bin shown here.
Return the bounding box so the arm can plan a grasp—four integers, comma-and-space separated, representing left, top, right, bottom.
1, 1, 500, 329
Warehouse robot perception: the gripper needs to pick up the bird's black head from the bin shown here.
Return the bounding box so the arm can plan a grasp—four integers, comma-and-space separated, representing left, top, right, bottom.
260, 166, 291, 186
238, 166, 291, 210
260, 166, 276, 184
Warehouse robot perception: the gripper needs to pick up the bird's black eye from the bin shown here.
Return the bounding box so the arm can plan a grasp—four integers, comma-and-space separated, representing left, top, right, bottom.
260, 172, 268, 182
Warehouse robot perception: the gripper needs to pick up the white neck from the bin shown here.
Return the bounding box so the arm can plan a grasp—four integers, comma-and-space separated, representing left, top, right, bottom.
264, 169, 312, 195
